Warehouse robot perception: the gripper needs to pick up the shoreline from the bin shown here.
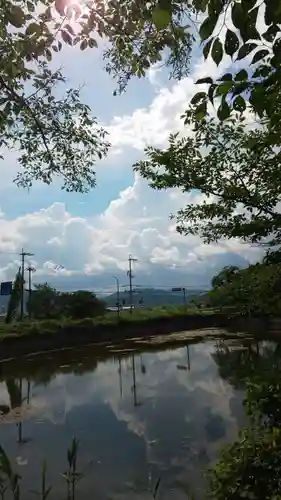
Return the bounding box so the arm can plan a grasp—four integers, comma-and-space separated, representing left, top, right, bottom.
0, 312, 270, 362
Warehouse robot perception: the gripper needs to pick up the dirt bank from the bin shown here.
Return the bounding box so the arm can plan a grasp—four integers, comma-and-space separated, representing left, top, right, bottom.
0, 313, 267, 361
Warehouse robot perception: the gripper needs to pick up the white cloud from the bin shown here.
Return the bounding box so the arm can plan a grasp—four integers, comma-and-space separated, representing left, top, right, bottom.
0, 174, 262, 289
106, 52, 232, 152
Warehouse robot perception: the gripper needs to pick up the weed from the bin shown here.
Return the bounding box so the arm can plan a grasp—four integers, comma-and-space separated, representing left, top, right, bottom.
60, 438, 83, 500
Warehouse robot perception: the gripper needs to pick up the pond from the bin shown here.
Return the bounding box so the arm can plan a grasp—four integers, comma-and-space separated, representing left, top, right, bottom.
0, 329, 273, 499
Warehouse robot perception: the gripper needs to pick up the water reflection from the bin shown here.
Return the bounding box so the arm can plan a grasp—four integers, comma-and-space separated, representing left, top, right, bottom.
0, 331, 265, 499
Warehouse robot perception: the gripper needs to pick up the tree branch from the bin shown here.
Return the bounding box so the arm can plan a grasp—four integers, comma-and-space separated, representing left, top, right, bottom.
0, 76, 56, 169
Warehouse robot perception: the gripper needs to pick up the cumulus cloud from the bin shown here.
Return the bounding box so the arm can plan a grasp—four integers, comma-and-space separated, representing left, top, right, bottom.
107, 55, 228, 152
0, 174, 262, 290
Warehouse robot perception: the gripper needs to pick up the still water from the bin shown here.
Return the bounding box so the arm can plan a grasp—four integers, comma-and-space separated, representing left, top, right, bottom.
0, 330, 260, 499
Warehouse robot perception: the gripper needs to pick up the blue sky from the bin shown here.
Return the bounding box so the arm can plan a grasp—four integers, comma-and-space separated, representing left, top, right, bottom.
0, 19, 263, 291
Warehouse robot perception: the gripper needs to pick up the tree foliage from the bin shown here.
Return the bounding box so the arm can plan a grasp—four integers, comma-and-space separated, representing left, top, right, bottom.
4, 0, 281, 192
132, 1, 281, 250
28, 283, 106, 319
190, 0, 281, 129
208, 260, 281, 316
51, 0, 194, 92
1, 0, 199, 190
5, 268, 23, 324
135, 113, 281, 245
211, 265, 240, 289
1, 0, 112, 191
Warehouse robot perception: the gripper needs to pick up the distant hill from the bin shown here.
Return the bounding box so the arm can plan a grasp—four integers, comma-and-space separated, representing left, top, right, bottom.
104, 288, 208, 308
0, 287, 209, 315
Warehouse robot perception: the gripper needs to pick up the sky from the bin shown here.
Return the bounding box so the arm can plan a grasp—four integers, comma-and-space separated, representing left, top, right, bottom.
0, 9, 265, 293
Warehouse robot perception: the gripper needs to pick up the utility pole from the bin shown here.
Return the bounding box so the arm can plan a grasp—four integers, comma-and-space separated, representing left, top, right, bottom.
127, 254, 137, 314
183, 287, 186, 311
113, 276, 120, 319
26, 265, 36, 320
20, 249, 34, 321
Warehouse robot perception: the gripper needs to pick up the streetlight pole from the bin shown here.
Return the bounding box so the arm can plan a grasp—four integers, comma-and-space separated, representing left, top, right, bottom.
113, 276, 120, 319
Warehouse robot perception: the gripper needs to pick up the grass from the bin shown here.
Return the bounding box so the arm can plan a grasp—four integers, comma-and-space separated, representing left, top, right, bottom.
0, 305, 217, 339
0, 440, 165, 500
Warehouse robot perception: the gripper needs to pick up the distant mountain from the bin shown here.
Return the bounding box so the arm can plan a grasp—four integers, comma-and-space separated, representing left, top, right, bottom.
104, 288, 208, 308
0, 287, 208, 315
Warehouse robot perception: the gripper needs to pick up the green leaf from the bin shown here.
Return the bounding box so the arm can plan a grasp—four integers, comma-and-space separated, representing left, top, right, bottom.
207, 0, 223, 17
218, 73, 233, 82
233, 95, 246, 112
236, 43, 257, 60
231, 2, 244, 30
208, 84, 216, 104
200, 16, 218, 41
264, 0, 281, 25
232, 81, 248, 96
203, 38, 213, 59
216, 82, 233, 96
61, 30, 72, 45
196, 77, 213, 84
241, 0, 257, 11
8, 5, 25, 28
152, 8, 171, 30
273, 38, 281, 59
240, 6, 260, 42
249, 86, 266, 116
253, 65, 272, 78
89, 38, 98, 48
217, 99, 230, 120
195, 101, 207, 120
25, 22, 41, 36
251, 49, 270, 65
262, 24, 280, 42
193, 0, 208, 11
191, 92, 206, 105
45, 49, 52, 62
224, 29, 239, 57
80, 39, 88, 50
211, 38, 223, 65
65, 24, 76, 36
234, 69, 248, 81
271, 55, 279, 68
27, 1, 35, 12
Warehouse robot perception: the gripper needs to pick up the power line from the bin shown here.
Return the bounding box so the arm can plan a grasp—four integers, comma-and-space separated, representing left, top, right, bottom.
0, 251, 21, 257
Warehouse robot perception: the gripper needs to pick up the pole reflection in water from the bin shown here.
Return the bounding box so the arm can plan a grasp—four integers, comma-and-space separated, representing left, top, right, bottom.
176, 345, 192, 372
132, 354, 137, 407
131, 354, 143, 407
27, 379, 31, 404
11, 378, 32, 445
140, 354, 146, 374
17, 378, 23, 444
118, 358, 123, 399
187, 345, 191, 372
